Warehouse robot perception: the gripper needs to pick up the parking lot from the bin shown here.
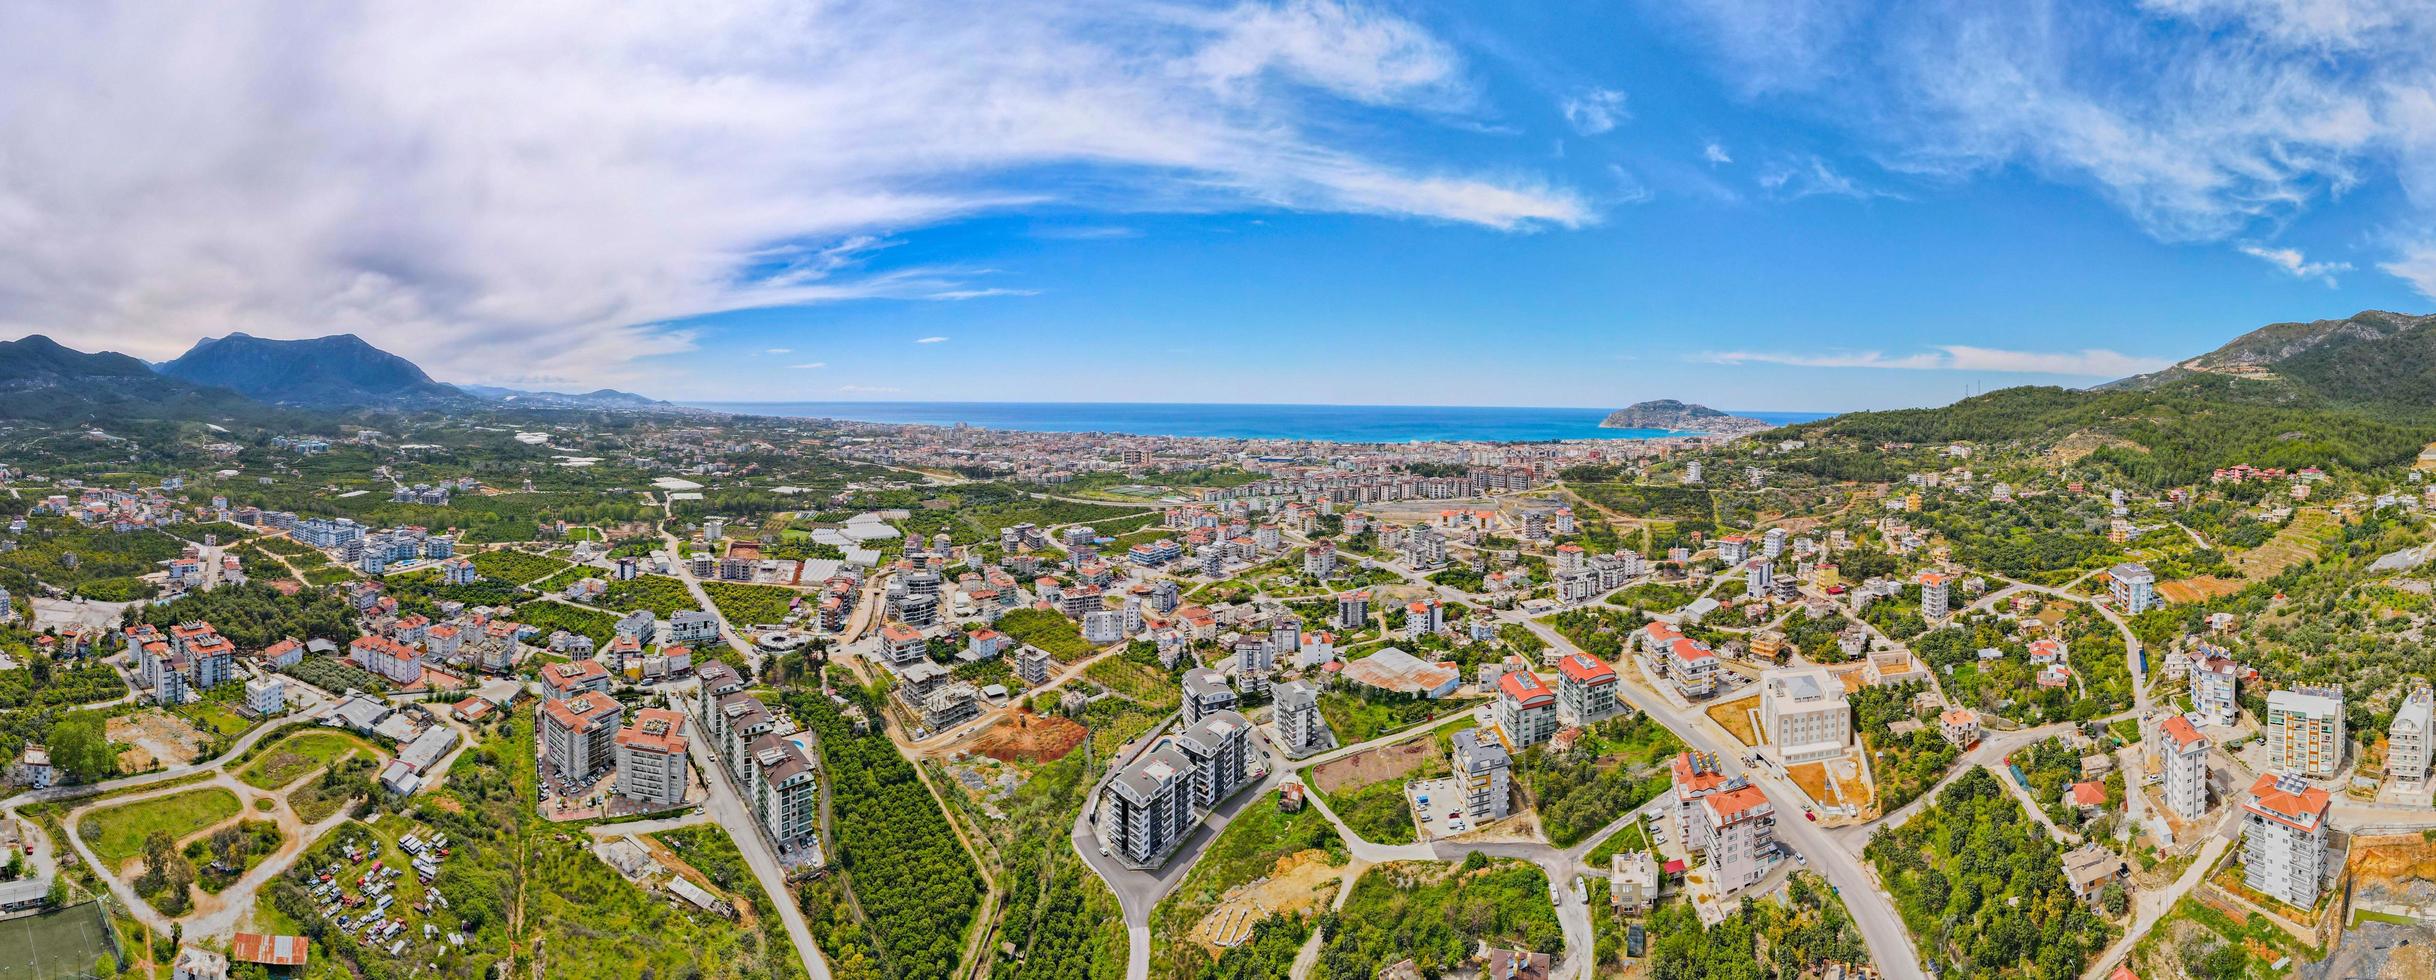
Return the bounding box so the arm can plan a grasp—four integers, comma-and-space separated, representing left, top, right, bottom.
1406, 777, 1473, 840
297, 821, 471, 961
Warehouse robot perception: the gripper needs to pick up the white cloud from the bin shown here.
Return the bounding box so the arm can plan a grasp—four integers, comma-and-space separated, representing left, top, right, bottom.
1701, 345, 2172, 376
1702, 141, 1733, 165
2237, 243, 2351, 283
1756, 156, 1888, 200
1561, 88, 1630, 135
2382, 242, 2436, 299
1656, 0, 2436, 283
788, 361, 827, 370
915, 336, 949, 344
0, 0, 1588, 388
764, 348, 792, 355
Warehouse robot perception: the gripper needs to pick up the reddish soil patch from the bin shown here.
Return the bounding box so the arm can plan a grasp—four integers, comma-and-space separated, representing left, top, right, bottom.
970, 709, 1086, 762
1310, 735, 1443, 795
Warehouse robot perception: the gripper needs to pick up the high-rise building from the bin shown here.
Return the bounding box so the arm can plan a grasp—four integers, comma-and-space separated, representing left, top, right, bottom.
2264, 686, 2345, 778
2110, 561, 2157, 614
1695, 781, 1778, 894
2158, 713, 2211, 819
1095, 710, 1254, 868
615, 708, 692, 806
2190, 654, 2240, 727
1272, 680, 1327, 755
541, 692, 625, 782
2240, 772, 2331, 910
1451, 727, 1511, 821
1554, 652, 1620, 727
1917, 572, 1950, 621
1494, 670, 1558, 749
2388, 686, 2434, 783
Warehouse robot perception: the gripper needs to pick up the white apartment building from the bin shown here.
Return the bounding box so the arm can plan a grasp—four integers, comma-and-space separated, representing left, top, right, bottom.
1451, 727, 1512, 821
2190, 654, 2240, 727
2389, 686, 2434, 783
541, 692, 625, 782
1695, 782, 1778, 894
1554, 652, 1620, 727
1917, 572, 1950, 621
1671, 750, 1729, 850
1494, 670, 1558, 749
1272, 680, 1328, 756
2158, 713, 2211, 819
614, 708, 692, 806
2240, 772, 2331, 910
2265, 686, 2346, 778
2111, 562, 2158, 614
1758, 668, 1851, 765
244, 677, 285, 718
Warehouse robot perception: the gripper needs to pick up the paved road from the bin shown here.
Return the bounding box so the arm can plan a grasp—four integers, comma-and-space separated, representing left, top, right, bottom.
1512, 615, 1930, 980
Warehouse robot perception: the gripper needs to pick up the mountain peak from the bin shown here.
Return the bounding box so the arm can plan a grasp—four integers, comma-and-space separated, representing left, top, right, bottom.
157, 332, 464, 409
2101, 309, 2436, 402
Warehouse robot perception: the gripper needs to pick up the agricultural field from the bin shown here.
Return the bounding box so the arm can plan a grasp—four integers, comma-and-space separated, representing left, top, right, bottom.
1081, 658, 1177, 710
702, 581, 799, 627
2230, 507, 2337, 580
996, 607, 1097, 660
514, 599, 623, 647
467, 548, 575, 584
599, 574, 700, 617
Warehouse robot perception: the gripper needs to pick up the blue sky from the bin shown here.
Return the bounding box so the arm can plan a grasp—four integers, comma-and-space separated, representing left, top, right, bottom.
6, 1, 2435, 410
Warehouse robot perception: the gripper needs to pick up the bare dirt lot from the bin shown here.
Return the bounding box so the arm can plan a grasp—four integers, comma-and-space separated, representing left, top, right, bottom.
1310, 735, 1443, 795
1704, 698, 1760, 747
1188, 849, 1343, 953
107, 709, 211, 771
969, 708, 1087, 763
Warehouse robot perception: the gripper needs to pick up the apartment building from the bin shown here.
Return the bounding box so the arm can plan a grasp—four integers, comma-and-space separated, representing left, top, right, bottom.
2110, 562, 2158, 614
2264, 686, 2346, 778
2158, 713, 2212, 819
1695, 782, 1778, 894
1554, 652, 1620, 727
1451, 727, 1512, 821
1272, 680, 1327, 756
1182, 669, 1237, 724
2190, 654, 2241, 727
1494, 670, 1559, 750
1917, 572, 1950, 622
1094, 709, 1254, 869
1671, 750, 1730, 850
349, 634, 424, 686
540, 692, 625, 782
540, 659, 613, 702
2240, 772, 2332, 910
614, 708, 692, 807
2389, 686, 2434, 783
1759, 667, 1851, 765
741, 733, 820, 854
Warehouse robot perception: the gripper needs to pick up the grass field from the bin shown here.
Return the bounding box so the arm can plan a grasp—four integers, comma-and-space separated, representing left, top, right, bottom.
701, 581, 799, 627
81, 787, 241, 868
1080, 658, 1177, 710
0, 901, 116, 980
239, 730, 376, 790
468, 549, 575, 585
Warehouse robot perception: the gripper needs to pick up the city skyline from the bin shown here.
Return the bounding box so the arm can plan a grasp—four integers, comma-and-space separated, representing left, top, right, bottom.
4, 2, 2435, 410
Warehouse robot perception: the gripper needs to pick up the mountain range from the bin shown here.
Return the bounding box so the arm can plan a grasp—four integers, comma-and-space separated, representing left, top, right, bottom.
0, 332, 664, 423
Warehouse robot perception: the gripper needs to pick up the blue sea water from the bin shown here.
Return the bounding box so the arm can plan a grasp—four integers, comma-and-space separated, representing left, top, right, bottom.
682, 401, 1834, 443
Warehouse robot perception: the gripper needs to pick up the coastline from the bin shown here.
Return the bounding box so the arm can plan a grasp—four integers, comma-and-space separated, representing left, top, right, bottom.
683, 400, 1830, 444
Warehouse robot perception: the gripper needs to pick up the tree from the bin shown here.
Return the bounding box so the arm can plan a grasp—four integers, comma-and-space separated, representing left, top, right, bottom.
46, 713, 116, 784
2100, 881, 2129, 917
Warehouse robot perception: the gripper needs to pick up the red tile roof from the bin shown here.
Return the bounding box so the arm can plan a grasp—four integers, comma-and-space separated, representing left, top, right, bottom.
2243, 773, 2330, 832
1557, 652, 1615, 685
1497, 670, 1554, 707
2160, 714, 2208, 750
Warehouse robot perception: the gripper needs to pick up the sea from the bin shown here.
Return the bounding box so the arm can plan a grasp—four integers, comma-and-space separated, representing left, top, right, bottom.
680, 401, 1834, 443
